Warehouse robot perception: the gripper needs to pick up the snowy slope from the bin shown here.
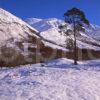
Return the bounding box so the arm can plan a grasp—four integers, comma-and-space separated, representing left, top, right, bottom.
0, 8, 39, 46
26, 18, 100, 51
0, 8, 46, 66
0, 58, 100, 100
0, 8, 71, 66
0, 8, 69, 51
85, 24, 100, 40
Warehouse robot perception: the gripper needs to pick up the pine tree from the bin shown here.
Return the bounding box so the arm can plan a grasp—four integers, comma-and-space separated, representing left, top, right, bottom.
61, 7, 90, 65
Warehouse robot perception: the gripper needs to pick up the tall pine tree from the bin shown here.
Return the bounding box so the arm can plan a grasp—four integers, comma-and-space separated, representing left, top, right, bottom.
63, 7, 90, 65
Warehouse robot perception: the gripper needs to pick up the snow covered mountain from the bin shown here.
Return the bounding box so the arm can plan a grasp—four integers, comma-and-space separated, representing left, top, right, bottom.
26, 18, 100, 50
0, 8, 44, 66
0, 8, 100, 100
0, 8, 70, 66
0, 8, 100, 66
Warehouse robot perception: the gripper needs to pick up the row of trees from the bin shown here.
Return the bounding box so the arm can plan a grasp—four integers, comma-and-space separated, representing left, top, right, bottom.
59, 8, 90, 65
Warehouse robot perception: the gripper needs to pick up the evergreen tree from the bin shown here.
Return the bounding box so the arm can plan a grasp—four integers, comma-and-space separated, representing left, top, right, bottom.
61, 7, 90, 65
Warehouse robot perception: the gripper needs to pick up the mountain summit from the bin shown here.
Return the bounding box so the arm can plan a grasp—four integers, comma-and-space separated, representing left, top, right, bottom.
26, 18, 65, 32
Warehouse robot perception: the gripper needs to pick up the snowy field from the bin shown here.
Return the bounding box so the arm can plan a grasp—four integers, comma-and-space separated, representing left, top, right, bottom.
0, 58, 100, 100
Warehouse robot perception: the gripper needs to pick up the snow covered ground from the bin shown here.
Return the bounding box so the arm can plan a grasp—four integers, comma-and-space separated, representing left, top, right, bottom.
0, 58, 100, 100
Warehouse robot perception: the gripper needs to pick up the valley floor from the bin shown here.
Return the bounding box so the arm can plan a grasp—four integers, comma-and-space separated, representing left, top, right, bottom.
0, 58, 100, 100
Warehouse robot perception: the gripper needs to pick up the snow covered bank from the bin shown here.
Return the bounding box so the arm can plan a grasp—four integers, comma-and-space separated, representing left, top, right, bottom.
0, 58, 100, 100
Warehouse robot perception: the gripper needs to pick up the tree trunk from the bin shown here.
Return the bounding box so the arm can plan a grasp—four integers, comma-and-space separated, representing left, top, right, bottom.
73, 20, 78, 65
